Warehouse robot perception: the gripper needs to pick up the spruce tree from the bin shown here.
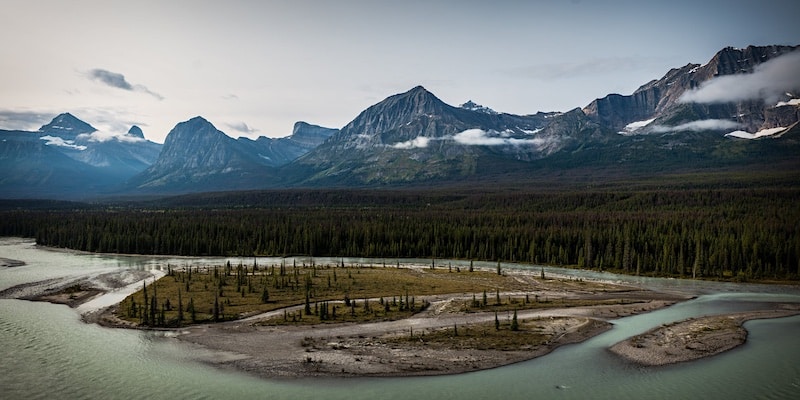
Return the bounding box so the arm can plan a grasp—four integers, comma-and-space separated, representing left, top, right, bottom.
511, 309, 519, 331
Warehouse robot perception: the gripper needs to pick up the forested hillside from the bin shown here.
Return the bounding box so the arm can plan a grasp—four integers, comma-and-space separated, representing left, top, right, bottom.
3, 186, 797, 281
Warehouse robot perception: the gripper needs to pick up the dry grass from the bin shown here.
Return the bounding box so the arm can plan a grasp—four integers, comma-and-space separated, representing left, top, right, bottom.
116, 262, 526, 326
383, 317, 583, 351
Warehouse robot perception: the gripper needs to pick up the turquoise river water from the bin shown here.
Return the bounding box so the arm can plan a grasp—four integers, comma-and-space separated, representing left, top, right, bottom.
1, 237, 799, 399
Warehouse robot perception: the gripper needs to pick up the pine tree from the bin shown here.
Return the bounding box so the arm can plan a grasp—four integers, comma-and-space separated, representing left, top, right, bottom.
261, 287, 269, 303
511, 309, 519, 331
177, 289, 183, 327
213, 293, 220, 322
188, 297, 196, 323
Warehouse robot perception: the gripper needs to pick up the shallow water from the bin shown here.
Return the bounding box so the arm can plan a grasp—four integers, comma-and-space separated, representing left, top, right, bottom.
1, 238, 799, 399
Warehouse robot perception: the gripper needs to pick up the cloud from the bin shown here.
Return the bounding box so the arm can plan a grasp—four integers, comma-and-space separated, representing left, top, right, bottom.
392, 129, 555, 149
650, 119, 741, 133
453, 129, 508, 145
392, 136, 431, 149
679, 51, 800, 104
40, 135, 87, 150
0, 110, 53, 131
453, 129, 549, 146
76, 131, 144, 143
226, 122, 258, 134
87, 68, 164, 100
89, 69, 133, 90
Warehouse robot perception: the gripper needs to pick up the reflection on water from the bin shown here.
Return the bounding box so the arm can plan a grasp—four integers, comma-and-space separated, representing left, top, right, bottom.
1, 237, 799, 400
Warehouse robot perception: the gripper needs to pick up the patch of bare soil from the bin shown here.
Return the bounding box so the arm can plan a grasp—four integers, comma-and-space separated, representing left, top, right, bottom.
609, 306, 800, 366
176, 289, 687, 378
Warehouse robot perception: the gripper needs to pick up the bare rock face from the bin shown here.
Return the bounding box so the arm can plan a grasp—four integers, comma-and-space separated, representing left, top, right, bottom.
291, 86, 565, 185
128, 116, 276, 191
38, 112, 97, 139
583, 45, 799, 132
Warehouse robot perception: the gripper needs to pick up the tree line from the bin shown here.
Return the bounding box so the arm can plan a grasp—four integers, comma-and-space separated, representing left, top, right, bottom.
1, 188, 798, 281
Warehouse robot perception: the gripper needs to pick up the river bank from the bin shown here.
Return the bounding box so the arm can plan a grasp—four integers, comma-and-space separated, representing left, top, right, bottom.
177, 297, 678, 378
4, 252, 798, 379
609, 307, 800, 366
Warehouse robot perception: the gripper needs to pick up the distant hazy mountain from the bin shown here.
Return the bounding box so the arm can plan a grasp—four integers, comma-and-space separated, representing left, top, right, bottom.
0, 113, 161, 199
127, 117, 338, 193
237, 121, 337, 168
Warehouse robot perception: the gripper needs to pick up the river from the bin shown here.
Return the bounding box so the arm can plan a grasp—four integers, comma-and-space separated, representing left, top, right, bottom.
1, 237, 799, 399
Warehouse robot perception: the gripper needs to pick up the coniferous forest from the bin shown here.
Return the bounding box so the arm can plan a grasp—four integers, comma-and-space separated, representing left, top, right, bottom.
2, 186, 798, 281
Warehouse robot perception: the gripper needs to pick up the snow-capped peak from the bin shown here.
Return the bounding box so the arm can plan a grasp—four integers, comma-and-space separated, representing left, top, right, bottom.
460, 100, 498, 115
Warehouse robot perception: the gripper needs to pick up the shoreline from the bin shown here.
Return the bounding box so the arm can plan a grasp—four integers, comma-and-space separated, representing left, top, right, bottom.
609, 307, 800, 366
174, 294, 685, 378
3, 254, 798, 378
0, 257, 26, 268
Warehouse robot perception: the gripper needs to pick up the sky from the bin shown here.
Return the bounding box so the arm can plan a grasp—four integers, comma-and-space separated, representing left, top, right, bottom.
1, 0, 798, 143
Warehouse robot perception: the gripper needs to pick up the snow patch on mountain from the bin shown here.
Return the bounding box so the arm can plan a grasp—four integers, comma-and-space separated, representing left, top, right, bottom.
619, 118, 657, 135
459, 100, 498, 114
725, 127, 786, 139
775, 98, 800, 107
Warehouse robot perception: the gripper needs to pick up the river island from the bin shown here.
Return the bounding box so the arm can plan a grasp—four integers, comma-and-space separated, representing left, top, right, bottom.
6, 258, 795, 379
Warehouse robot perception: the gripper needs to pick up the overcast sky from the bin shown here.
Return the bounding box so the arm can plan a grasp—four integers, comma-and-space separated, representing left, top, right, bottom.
1, 0, 797, 143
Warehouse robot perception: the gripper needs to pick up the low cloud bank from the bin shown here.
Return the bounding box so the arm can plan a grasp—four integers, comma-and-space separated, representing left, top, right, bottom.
40, 135, 87, 150
453, 129, 548, 146
650, 119, 741, 133
392, 136, 431, 149
680, 51, 800, 104
392, 129, 551, 149
77, 131, 145, 143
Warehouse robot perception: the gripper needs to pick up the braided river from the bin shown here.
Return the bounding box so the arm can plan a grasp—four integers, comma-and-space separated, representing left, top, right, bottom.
1, 237, 798, 399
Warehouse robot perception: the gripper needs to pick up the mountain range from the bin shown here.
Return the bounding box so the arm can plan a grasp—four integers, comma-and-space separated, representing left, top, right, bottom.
1, 44, 798, 199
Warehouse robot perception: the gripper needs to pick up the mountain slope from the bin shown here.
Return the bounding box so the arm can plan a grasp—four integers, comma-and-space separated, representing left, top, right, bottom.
127, 116, 278, 193
0, 114, 162, 199
237, 121, 337, 167
289, 86, 560, 185
583, 45, 799, 133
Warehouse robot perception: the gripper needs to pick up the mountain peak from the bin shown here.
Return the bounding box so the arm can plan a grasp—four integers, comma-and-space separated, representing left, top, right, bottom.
162, 116, 224, 146
460, 100, 498, 115
127, 125, 145, 139
38, 113, 96, 137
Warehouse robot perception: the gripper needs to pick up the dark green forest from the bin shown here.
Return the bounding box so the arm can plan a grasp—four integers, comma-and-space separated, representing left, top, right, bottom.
2, 187, 798, 281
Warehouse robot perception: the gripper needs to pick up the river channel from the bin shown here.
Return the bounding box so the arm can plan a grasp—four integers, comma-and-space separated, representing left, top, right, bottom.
1, 237, 798, 399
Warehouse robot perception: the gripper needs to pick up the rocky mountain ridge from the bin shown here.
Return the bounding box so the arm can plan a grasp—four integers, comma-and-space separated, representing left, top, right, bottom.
583, 45, 799, 134
2, 44, 798, 198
